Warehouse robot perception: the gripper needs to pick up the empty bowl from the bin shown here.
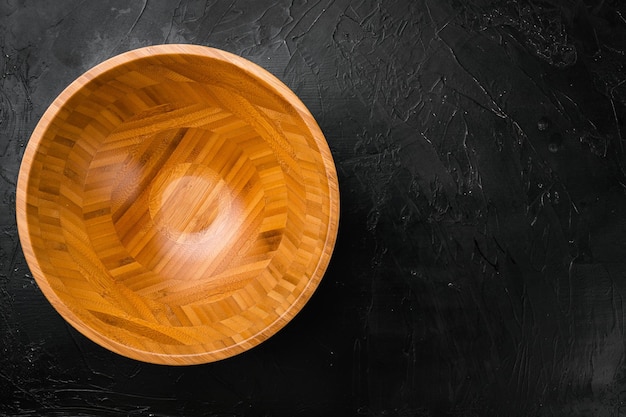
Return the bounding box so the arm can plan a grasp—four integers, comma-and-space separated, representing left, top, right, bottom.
16, 44, 339, 365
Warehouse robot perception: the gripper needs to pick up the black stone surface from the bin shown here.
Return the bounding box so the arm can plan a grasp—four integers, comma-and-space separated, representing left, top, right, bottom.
1, 1, 626, 416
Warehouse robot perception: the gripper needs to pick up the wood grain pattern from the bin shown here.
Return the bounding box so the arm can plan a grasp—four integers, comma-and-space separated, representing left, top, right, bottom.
16, 45, 339, 365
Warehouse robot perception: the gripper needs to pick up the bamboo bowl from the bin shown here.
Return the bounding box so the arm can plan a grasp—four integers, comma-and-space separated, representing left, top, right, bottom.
16, 45, 339, 365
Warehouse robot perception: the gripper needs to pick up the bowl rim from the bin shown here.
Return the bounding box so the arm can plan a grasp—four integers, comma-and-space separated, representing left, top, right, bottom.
15, 44, 340, 365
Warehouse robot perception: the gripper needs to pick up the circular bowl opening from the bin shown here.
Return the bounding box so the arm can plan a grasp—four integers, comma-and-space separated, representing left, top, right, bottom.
16, 44, 339, 365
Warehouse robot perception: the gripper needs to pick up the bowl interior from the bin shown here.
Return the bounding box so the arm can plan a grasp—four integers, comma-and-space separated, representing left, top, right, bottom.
17, 45, 339, 365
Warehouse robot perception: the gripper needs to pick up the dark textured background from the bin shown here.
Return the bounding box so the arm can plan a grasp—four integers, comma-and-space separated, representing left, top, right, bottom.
2, 0, 626, 416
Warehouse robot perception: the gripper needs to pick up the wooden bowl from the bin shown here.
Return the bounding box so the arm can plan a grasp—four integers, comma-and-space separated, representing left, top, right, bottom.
16, 45, 339, 365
